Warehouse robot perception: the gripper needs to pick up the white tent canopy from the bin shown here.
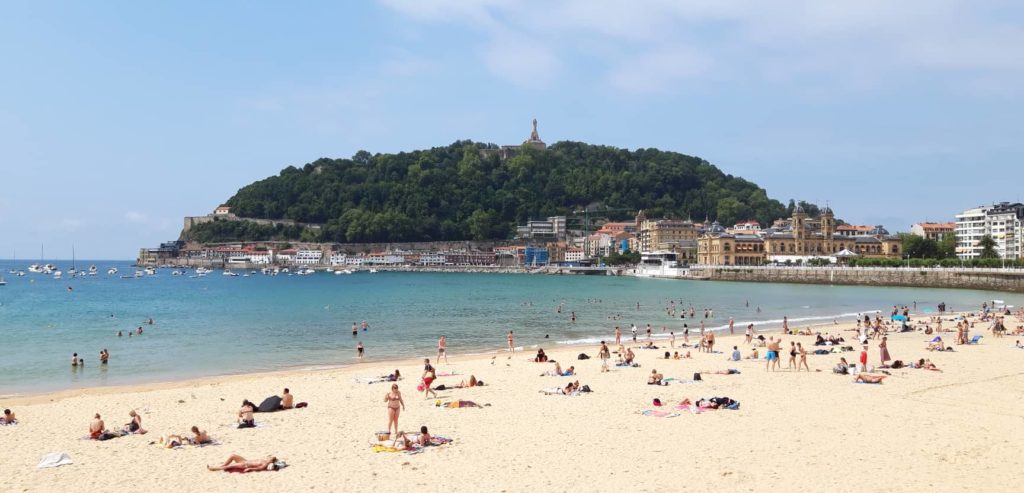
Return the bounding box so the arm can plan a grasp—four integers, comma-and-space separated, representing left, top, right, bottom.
834, 249, 860, 258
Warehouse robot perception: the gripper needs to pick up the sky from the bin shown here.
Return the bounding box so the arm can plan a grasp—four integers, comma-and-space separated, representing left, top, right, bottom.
1, 0, 1023, 260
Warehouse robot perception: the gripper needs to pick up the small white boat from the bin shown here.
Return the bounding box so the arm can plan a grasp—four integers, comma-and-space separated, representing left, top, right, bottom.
88, 265, 98, 276
107, 267, 118, 275
144, 267, 157, 276
53, 270, 62, 279
196, 267, 211, 275
134, 270, 145, 278
0, 277, 7, 286
223, 270, 239, 277
28, 264, 42, 273
369, 268, 378, 273
15, 271, 25, 277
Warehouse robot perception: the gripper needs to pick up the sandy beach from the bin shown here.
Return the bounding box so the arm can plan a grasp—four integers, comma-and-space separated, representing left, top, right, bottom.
3, 314, 1024, 492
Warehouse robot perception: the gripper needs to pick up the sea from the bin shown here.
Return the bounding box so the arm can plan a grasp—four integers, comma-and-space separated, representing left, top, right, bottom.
1, 260, 1019, 395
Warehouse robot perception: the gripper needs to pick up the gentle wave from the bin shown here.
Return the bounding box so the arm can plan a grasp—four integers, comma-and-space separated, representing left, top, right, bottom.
555, 311, 871, 346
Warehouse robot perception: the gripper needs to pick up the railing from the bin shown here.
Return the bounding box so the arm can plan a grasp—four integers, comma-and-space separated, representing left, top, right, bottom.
689, 265, 1024, 275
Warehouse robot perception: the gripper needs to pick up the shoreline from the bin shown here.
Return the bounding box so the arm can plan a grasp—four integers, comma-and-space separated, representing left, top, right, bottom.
1, 309, 884, 401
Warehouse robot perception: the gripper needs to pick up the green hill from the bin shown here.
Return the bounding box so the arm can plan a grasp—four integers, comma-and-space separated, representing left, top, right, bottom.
186, 141, 787, 243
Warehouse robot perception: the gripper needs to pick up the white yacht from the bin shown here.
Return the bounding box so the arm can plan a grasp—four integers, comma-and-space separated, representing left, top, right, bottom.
107, 267, 118, 275
0, 276, 7, 286
15, 271, 25, 277
223, 269, 239, 277
53, 270, 62, 279
195, 267, 212, 275
369, 268, 378, 273
28, 264, 43, 273
134, 270, 145, 278
88, 265, 98, 276
144, 267, 157, 276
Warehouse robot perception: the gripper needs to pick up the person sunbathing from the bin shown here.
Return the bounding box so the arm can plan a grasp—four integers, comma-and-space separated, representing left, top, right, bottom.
122, 410, 147, 434
238, 400, 256, 429
699, 369, 741, 375
89, 414, 106, 439
915, 358, 941, 371
682, 351, 692, 359
834, 357, 851, 374
160, 434, 185, 448
853, 373, 887, 384
624, 348, 636, 365
443, 400, 482, 408
207, 454, 278, 472
642, 341, 658, 349
417, 426, 432, 446
927, 337, 945, 351
190, 426, 211, 444
647, 369, 664, 385
745, 348, 759, 360
1, 409, 15, 424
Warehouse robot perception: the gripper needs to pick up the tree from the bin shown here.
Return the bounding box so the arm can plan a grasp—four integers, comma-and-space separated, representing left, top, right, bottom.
937, 234, 956, 258
978, 235, 999, 259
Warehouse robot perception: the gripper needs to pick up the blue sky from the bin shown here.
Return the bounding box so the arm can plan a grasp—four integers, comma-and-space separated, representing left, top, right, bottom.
2, 0, 1023, 259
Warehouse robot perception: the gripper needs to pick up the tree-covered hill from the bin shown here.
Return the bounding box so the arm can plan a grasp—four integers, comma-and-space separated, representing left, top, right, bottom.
189, 141, 787, 243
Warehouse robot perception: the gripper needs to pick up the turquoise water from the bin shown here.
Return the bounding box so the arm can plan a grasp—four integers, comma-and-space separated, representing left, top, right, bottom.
1, 260, 1019, 395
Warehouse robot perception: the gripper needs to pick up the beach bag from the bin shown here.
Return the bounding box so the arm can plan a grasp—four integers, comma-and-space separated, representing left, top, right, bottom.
435, 384, 447, 391
578, 353, 590, 360
580, 385, 591, 393
693, 373, 702, 381
891, 360, 904, 369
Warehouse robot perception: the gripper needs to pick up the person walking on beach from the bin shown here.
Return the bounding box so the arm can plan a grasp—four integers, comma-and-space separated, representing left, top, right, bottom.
782, 316, 789, 334
614, 326, 621, 345
507, 331, 515, 354
729, 318, 734, 335
879, 336, 891, 367
437, 336, 448, 364
356, 341, 364, 360
422, 359, 437, 399
797, 343, 809, 371
599, 341, 611, 372
384, 383, 405, 436
745, 324, 753, 345
766, 337, 781, 372
669, 331, 675, 348
787, 341, 797, 370
631, 324, 638, 342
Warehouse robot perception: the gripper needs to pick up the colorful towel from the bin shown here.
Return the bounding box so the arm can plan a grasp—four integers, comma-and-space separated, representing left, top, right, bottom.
371, 436, 452, 454
640, 410, 680, 418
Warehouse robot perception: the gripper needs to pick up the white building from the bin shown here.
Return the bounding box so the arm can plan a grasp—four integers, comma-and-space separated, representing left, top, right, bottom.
344, 256, 366, 266
420, 253, 446, 265
295, 249, 323, 265
329, 252, 347, 266
564, 248, 585, 262
955, 203, 1024, 259
248, 251, 272, 264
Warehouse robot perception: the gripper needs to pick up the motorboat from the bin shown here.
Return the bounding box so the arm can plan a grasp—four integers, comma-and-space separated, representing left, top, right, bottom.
223, 270, 239, 277
53, 270, 62, 279
171, 270, 183, 276
144, 267, 157, 276
107, 267, 118, 275
296, 268, 315, 276
196, 267, 211, 275
88, 265, 98, 276
15, 271, 25, 277
369, 268, 378, 273
134, 270, 145, 278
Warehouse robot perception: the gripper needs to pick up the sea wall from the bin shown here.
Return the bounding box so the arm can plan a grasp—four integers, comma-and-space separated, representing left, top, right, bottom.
689, 266, 1024, 293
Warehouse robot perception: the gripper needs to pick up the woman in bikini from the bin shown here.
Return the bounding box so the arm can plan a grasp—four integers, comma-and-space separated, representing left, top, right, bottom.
384, 384, 405, 436
123, 410, 146, 434
788, 341, 797, 370
207, 454, 277, 472
797, 342, 809, 372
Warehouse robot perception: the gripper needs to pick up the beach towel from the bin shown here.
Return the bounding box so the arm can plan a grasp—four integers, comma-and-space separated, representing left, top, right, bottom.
37, 452, 73, 469
640, 410, 680, 418
370, 436, 452, 454
0, 420, 16, 426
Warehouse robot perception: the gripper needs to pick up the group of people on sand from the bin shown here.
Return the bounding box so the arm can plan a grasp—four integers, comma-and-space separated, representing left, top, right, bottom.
88, 410, 146, 440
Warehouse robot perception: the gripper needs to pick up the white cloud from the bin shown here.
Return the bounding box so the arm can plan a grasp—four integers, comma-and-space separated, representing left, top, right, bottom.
378, 0, 1024, 94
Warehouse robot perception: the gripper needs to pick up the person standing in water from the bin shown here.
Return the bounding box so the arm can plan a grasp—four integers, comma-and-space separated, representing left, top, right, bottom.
437, 336, 448, 364
507, 331, 515, 354
356, 341, 364, 360
729, 318, 735, 335
351, 323, 358, 336
614, 326, 621, 345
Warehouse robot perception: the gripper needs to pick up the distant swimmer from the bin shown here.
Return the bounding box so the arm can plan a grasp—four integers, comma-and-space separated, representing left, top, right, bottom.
571, 311, 576, 323
136, 326, 143, 335
116, 331, 123, 337
100, 349, 109, 364
362, 320, 368, 331
147, 318, 154, 325
352, 323, 358, 336
67, 286, 73, 292
71, 353, 79, 366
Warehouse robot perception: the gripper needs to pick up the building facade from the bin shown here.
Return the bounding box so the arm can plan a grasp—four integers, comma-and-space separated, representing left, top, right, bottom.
956, 203, 1024, 259
910, 222, 955, 241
